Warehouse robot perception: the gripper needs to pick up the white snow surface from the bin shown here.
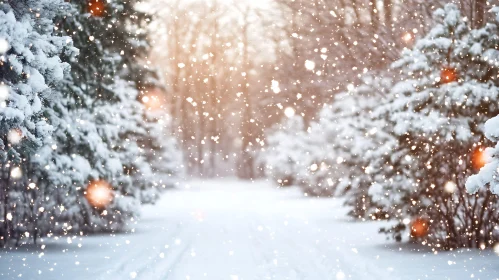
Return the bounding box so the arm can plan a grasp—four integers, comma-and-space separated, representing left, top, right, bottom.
1, 179, 498, 280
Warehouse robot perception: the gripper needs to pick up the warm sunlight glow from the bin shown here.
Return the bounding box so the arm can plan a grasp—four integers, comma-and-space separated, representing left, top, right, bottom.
142, 94, 164, 111
86, 180, 113, 208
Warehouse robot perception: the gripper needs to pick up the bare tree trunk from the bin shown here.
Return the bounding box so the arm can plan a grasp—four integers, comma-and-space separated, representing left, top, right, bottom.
370, 0, 379, 32
351, 0, 363, 27
238, 7, 254, 179
383, 0, 392, 26
208, 2, 219, 177
474, 0, 486, 28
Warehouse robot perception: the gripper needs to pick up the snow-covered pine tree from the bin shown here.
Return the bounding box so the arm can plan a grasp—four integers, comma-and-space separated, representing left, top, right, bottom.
370, 4, 499, 249
260, 115, 306, 186
297, 75, 394, 202
0, 0, 73, 245
140, 110, 184, 203
25, 0, 183, 235
466, 6, 499, 195
294, 119, 335, 196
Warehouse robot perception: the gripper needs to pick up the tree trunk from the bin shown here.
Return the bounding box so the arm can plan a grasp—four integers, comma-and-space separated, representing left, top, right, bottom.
370, 0, 379, 32
474, 0, 486, 28
208, 3, 219, 177
238, 7, 254, 179
383, 0, 392, 26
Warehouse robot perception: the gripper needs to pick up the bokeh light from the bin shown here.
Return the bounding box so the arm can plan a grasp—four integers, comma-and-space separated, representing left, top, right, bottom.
410, 217, 429, 238
440, 67, 458, 84
310, 163, 318, 172
472, 148, 488, 171
85, 180, 113, 208
141, 87, 165, 111
444, 181, 457, 193
88, 0, 106, 17
284, 107, 295, 118
304, 60, 315, 71
142, 94, 164, 110
493, 243, 499, 255
402, 32, 413, 42
271, 80, 281, 93
7, 128, 22, 144
10, 167, 22, 179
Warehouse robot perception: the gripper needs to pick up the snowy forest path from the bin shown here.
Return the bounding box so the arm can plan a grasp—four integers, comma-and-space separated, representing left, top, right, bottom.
119, 178, 391, 280
6, 178, 495, 280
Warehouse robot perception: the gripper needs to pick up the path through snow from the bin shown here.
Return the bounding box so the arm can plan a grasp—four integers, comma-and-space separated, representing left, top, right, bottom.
1, 179, 498, 280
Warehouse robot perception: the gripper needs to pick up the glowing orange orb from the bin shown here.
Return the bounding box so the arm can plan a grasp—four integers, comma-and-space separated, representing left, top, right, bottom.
410, 217, 429, 238
440, 68, 458, 84
472, 148, 488, 171
85, 180, 113, 208
88, 0, 106, 17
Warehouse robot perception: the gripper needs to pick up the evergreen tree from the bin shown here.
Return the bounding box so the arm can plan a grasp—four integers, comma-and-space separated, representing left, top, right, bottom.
466, 6, 499, 196
297, 76, 394, 199
0, 0, 73, 245
36, 0, 183, 233
369, 4, 499, 249
260, 115, 306, 186
0, 0, 183, 245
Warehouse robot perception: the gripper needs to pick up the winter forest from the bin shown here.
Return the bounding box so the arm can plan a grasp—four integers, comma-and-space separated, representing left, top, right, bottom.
2, 0, 499, 279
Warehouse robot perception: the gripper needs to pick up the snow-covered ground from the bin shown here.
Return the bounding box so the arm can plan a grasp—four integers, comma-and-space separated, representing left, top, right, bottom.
1, 178, 498, 280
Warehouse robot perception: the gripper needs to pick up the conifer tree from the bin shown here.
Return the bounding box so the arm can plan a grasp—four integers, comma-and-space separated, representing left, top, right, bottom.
370, 4, 499, 248
261, 115, 306, 186
0, 0, 73, 245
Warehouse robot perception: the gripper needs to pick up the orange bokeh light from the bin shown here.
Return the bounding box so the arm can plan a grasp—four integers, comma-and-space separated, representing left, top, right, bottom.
142, 94, 164, 111
88, 0, 106, 17
440, 67, 458, 84
410, 217, 429, 238
472, 148, 488, 171
85, 180, 113, 208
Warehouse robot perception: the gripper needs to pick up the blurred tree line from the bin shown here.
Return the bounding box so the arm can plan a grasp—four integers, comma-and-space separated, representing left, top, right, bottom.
148, 0, 496, 178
